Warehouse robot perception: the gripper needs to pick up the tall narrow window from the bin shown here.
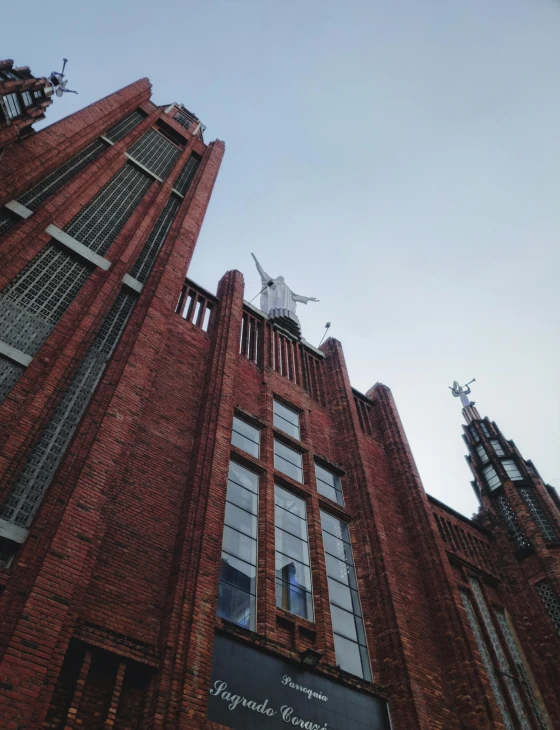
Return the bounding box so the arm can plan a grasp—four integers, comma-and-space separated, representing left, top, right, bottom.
275, 486, 313, 620
469, 425, 480, 443
231, 416, 260, 458
502, 460, 523, 481
518, 488, 557, 542
274, 440, 303, 482
2, 93, 22, 119
480, 422, 490, 437
483, 464, 501, 491
315, 463, 344, 505
535, 580, 560, 635
273, 399, 300, 439
490, 439, 504, 457
476, 444, 488, 464
218, 462, 259, 631
321, 511, 371, 681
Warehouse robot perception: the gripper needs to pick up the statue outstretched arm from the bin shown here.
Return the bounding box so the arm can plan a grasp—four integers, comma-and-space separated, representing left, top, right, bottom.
251, 253, 271, 286
292, 293, 319, 305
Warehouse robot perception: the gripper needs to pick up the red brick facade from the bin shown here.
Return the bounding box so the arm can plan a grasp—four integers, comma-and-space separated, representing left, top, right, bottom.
0, 79, 558, 730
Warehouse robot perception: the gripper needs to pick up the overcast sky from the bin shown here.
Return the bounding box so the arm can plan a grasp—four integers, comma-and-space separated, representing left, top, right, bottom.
6, 0, 560, 517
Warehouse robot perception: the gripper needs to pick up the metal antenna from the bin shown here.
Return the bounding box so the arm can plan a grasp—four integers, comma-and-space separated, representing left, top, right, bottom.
318, 322, 331, 347
61, 58, 68, 77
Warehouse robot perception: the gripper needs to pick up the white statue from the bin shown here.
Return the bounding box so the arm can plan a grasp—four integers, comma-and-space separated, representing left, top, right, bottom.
449, 379, 476, 407
251, 253, 318, 317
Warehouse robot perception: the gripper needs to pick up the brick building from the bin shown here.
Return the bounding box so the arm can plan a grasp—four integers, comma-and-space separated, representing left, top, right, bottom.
0, 78, 558, 730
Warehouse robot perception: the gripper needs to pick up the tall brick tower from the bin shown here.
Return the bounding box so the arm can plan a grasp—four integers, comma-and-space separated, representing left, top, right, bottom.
0, 79, 558, 730
0, 59, 53, 151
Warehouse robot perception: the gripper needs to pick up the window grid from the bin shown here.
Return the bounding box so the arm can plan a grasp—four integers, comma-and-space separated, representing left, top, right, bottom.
480, 422, 490, 437
174, 112, 192, 130
274, 439, 303, 483
273, 399, 300, 440
535, 581, 560, 635
231, 416, 260, 458
65, 164, 152, 254
0, 356, 25, 403
518, 488, 557, 542
502, 459, 523, 482
275, 486, 313, 620
476, 444, 488, 464
2, 93, 22, 119
127, 128, 181, 180
494, 609, 549, 730
0, 290, 136, 527
469, 578, 531, 730
490, 439, 504, 457
321, 511, 371, 681
129, 195, 181, 283
315, 463, 344, 506
21, 90, 33, 107
104, 110, 145, 142
174, 154, 201, 195
483, 464, 501, 491
460, 589, 514, 730
469, 425, 480, 443
495, 493, 532, 552
19, 139, 108, 211
218, 462, 259, 631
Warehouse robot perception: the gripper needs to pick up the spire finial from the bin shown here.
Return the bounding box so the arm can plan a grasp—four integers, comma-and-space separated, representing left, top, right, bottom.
449, 378, 476, 408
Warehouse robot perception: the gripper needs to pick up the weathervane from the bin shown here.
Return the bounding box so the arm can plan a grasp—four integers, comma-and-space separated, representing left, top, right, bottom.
449, 378, 476, 408
48, 58, 78, 97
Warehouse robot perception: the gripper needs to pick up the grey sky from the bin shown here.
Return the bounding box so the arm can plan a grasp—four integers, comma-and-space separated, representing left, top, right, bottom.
6, 0, 560, 516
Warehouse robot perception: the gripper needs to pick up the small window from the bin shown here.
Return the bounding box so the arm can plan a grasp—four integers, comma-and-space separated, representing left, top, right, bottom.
469, 425, 480, 443
274, 440, 303, 482
475, 444, 488, 464
490, 439, 504, 457
231, 416, 260, 458
483, 464, 501, 491
480, 422, 490, 437
33, 89, 43, 100
502, 459, 522, 482
315, 463, 344, 505
273, 399, 300, 440
21, 90, 33, 107
2, 93, 22, 119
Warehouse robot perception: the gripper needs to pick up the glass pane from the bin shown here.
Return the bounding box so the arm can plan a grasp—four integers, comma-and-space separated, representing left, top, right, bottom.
323, 531, 354, 565
274, 440, 302, 467
491, 439, 504, 457
276, 528, 309, 565
231, 430, 259, 458
321, 511, 350, 543
220, 552, 256, 594
331, 604, 358, 641
325, 554, 358, 590
476, 445, 488, 463
273, 401, 300, 439
217, 581, 255, 630
224, 502, 257, 538
327, 577, 353, 612
275, 505, 307, 541
316, 463, 335, 487
359, 645, 372, 682
317, 481, 338, 502
226, 481, 258, 515
274, 453, 303, 482
503, 460, 522, 481
333, 634, 364, 678
222, 525, 256, 565
275, 486, 306, 519
275, 553, 312, 591
228, 461, 259, 493
276, 579, 314, 620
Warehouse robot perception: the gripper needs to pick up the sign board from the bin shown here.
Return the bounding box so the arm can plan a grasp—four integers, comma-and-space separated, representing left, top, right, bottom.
208, 633, 390, 730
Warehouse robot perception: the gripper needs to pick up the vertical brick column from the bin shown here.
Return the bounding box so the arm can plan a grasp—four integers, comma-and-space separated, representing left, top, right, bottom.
368, 381, 496, 729
150, 269, 244, 730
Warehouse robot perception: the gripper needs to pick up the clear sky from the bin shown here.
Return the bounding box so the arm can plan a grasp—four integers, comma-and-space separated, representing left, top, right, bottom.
6, 0, 560, 517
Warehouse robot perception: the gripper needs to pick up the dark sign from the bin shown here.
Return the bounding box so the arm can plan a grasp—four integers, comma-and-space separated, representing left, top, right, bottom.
208, 633, 390, 730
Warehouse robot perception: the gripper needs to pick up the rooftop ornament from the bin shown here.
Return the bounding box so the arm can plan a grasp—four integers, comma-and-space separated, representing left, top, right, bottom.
449, 378, 476, 407
48, 58, 78, 97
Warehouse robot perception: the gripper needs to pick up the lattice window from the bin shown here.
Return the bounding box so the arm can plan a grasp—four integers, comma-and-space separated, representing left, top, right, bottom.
130, 196, 181, 283
469, 578, 531, 730
240, 310, 262, 364
18, 139, 108, 211
65, 164, 152, 255
518, 488, 557, 542
176, 282, 216, 332
104, 110, 146, 142
494, 609, 549, 730
174, 154, 201, 195
174, 112, 192, 130
0, 290, 136, 528
127, 129, 181, 180
272, 329, 299, 383
2, 244, 92, 325
460, 589, 515, 730
535, 580, 560, 635
0, 356, 25, 403
495, 493, 532, 552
